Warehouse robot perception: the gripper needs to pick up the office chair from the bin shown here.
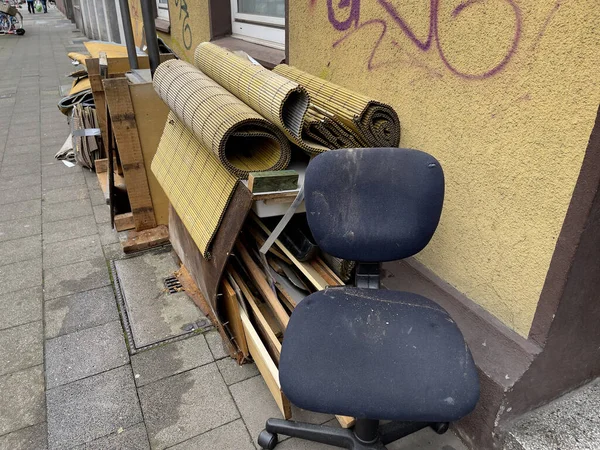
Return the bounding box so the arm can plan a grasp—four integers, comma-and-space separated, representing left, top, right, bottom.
258, 148, 480, 449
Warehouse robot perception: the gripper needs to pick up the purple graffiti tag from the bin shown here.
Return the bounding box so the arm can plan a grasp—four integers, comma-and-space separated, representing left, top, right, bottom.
327, 0, 360, 31
326, 0, 522, 79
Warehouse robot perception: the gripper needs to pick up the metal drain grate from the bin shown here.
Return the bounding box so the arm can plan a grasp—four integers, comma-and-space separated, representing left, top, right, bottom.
164, 275, 183, 294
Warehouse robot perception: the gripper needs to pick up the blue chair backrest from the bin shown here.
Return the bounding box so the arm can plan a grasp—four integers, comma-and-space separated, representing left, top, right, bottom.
304, 148, 444, 262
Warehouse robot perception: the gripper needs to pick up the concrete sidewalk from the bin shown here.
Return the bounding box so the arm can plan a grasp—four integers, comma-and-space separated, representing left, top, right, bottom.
0, 8, 467, 450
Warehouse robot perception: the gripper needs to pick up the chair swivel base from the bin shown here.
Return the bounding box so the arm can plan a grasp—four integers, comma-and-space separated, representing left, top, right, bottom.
258, 418, 449, 450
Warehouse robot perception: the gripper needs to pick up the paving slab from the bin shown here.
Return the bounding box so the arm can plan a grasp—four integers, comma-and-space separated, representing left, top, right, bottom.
170, 419, 255, 450
139, 362, 239, 450
41, 172, 85, 191
44, 286, 119, 338
205, 329, 230, 360
41, 163, 78, 178
0, 153, 41, 168
0, 163, 41, 177
230, 375, 334, 444
43, 257, 110, 300
131, 333, 214, 387
71, 423, 150, 450
41, 184, 89, 204
92, 203, 111, 224
0, 365, 46, 436
42, 234, 103, 269
0, 286, 43, 331
503, 378, 600, 450
0, 215, 41, 243
0, 198, 41, 222
0, 173, 41, 191
88, 186, 107, 206
385, 427, 467, 450
0, 422, 47, 450
42, 214, 97, 244
0, 235, 42, 267
97, 222, 120, 245
0, 321, 44, 376
46, 365, 143, 450
45, 321, 129, 388
42, 198, 93, 223
103, 242, 126, 261
217, 357, 260, 386
114, 250, 208, 349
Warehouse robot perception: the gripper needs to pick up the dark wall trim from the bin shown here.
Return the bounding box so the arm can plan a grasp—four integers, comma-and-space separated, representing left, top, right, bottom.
209, 0, 231, 40
284, 0, 289, 63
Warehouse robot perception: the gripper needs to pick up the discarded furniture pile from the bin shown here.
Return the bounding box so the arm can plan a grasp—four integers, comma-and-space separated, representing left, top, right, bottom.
55, 41, 174, 252
149, 42, 402, 429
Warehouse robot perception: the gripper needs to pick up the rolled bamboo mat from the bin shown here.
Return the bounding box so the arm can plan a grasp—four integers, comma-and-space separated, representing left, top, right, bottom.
153, 59, 291, 178
273, 64, 401, 148
194, 42, 329, 156
151, 112, 239, 258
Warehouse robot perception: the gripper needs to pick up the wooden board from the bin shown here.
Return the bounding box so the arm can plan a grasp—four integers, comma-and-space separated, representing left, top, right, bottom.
121, 225, 169, 253
240, 306, 292, 419
228, 266, 282, 362
168, 185, 253, 311
248, 170, 299, 193
128, 83, 170, 226
86, 59, 108, 160
221, 279, 249, 359
95, 158, 108, 173
114, 212, 135, 231
235, 241, 289, 330
96, 169, 126, 204
103, 77, 156, 231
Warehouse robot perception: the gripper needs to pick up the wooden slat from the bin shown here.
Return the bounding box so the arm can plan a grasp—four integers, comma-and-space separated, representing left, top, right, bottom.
235, 241, 289, 330
103, 77, 156, 231
221, 279, 249, 358
311, 256, 344, 286
240, 306, 292, 419
114, 212, 135, 231
121, 225, 169, 253
95, 158, 108, 173
248, 170, 299, 193
228, 267, 282, 362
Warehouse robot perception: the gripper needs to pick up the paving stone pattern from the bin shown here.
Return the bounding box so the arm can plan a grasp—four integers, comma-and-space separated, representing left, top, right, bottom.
0, 8, 469, 450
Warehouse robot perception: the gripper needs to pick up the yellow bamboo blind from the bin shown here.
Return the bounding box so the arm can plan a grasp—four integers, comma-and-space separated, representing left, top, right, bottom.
194, 42, 329, 155
273, 64, 401, 148
153, 59, 291, 178
151, 112, 238, 258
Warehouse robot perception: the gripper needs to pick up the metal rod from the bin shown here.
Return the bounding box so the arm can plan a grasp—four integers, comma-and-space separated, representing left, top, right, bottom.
118, 0, 138, 70
140, 0, 160, 76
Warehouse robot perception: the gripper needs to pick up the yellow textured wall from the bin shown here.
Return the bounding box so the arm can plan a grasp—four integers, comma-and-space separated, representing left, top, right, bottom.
128, 0, 210, 62
290, 0, 600, 335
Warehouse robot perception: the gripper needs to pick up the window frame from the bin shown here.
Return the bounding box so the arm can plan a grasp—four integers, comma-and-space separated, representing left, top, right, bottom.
229, 0, 285, 49
156, 0, 169, 20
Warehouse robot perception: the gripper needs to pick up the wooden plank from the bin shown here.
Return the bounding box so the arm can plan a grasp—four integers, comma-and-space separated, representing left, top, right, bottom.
103, 77, 156, 231
114, 212, 135, 231
228, 267, 282, 362
251, 190, 299, 202
246, 226, 292, 264
250, 214, 330, 290
240, 306, 292, 419
336, 415, 355, 429
248, 170, 299, 193
221, 279, 249, 358
235, 241, 290, 330
311, 257, 344, 286
95, 158, 108, 173
128, 83, 170, 226
121, 225, 169, 253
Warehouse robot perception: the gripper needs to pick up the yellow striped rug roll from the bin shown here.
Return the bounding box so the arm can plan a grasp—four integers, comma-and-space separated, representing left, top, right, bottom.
194, 42, 329, 155
151, 112, 239, 258
273, 64, 401, 148
153, 59, 291, 179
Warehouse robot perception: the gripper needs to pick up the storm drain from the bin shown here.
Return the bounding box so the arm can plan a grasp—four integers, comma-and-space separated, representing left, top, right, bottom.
111, 247, 212, 354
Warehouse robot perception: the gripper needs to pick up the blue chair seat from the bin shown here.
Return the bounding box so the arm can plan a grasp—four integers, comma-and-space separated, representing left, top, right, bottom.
279, 287, 480, 423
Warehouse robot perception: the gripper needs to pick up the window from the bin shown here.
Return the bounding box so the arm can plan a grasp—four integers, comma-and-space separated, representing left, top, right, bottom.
230, 0, 285, 49
156, 0, 169, 20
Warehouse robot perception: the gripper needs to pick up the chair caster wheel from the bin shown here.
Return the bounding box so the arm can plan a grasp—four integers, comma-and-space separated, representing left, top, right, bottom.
431, 422, 449, 435
258, 430, 278, 449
